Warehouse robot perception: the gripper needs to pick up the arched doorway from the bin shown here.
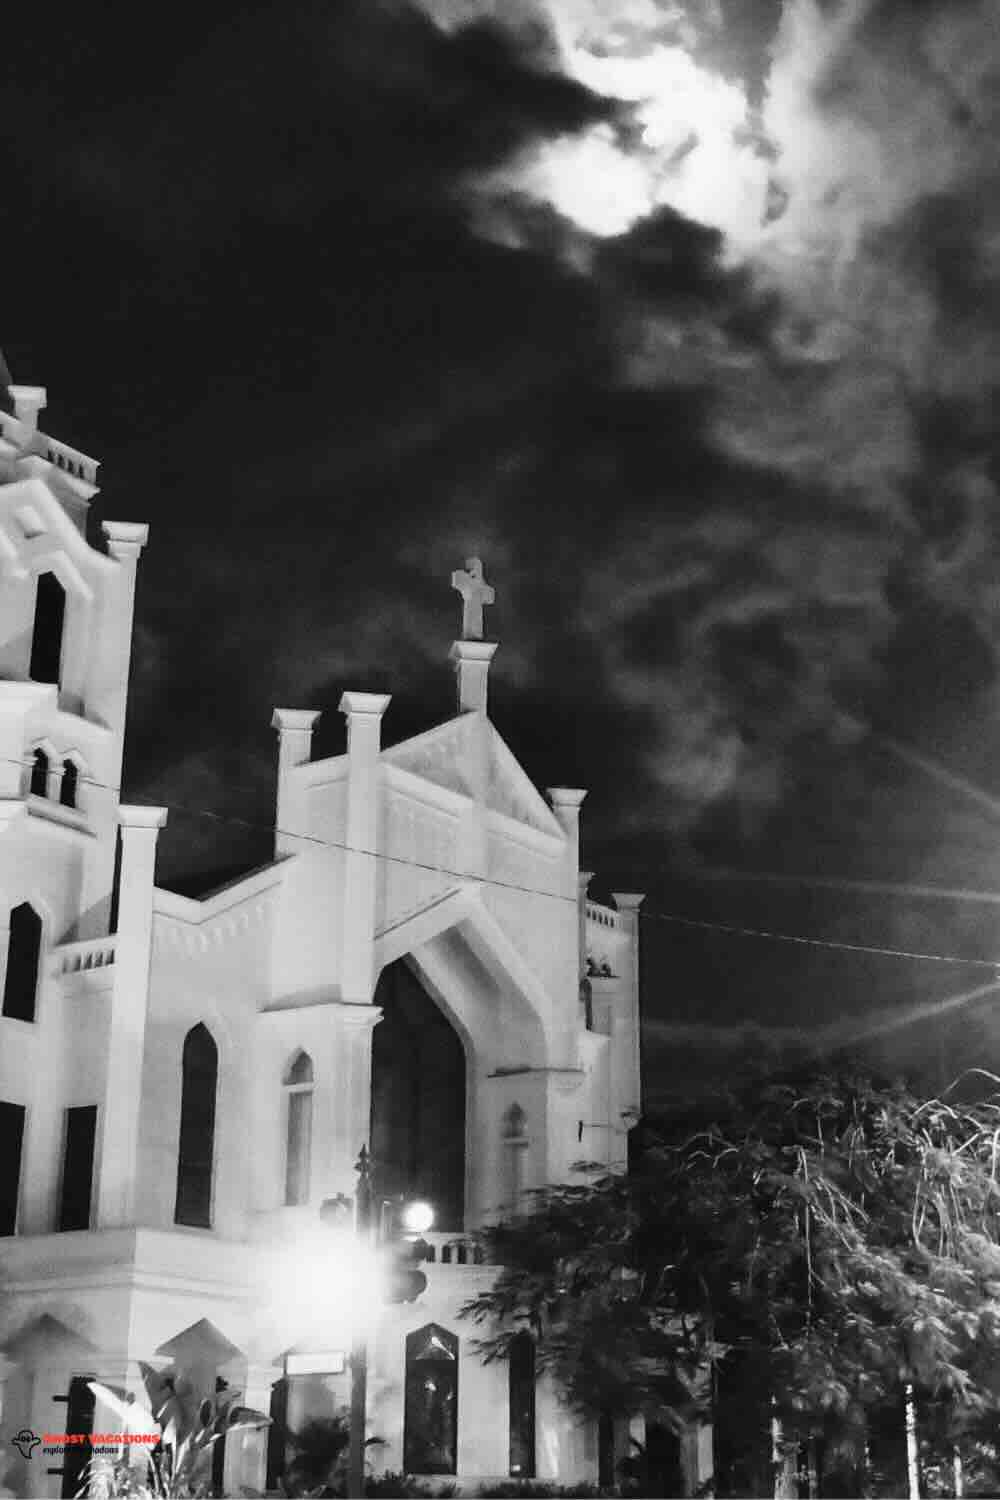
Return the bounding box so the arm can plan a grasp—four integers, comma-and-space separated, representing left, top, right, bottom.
371, 959, 465, 1231
403, 1324, 459, 1475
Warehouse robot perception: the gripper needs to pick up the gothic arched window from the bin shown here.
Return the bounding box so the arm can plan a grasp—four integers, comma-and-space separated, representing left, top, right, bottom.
174, 1023, 218, 1227
0, 1101, 26, 1234
3, 903, 42, 1022
502, 1103, 528, 1217
508, 1331, 536, 1478
283, 1050, 314, 1207
29, 748, 49, 798
60, 760, 79, 809
30, 571, 66, 685
404, 1324, 458, 1476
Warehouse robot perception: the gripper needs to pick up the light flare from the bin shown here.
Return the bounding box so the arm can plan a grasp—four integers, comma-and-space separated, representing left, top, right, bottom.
261, 1221, 385, 1347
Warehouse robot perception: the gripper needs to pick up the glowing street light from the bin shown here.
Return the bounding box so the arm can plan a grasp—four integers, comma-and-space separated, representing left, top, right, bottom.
316, 1151, 435, 1500
400, 1199, 435, 1235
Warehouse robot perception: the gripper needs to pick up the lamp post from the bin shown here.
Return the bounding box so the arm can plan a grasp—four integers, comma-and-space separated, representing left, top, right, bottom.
348, 1146, 373, 1500
321, 1149, 434, 1500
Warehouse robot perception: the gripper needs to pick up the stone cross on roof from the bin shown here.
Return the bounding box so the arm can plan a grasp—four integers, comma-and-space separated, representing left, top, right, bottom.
451, 557, 494, 640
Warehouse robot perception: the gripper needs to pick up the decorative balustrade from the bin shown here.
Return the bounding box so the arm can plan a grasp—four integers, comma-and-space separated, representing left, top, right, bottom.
0, 411, 99, 485
53, 936, 116, 977
40, 436, 98, 485
421, 1231, 493, 1267
585, 901, 618, 930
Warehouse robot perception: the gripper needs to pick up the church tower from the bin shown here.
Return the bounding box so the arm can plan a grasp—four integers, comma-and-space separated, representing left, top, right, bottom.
0, 373, 147, 940
0, 365, 149, 1243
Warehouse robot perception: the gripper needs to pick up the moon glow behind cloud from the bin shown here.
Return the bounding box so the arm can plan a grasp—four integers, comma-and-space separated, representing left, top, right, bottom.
431, 0, 776, 252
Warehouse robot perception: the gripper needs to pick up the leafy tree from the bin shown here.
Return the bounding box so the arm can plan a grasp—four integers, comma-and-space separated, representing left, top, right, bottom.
462, 1068, 1000, 1496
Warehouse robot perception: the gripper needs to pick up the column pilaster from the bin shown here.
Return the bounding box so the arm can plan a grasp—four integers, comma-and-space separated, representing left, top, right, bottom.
316, 1002, 381, 1201
227, 1364, 281, 1497
611, 893, 644, 1120
95, 805, 167, 1227
271, 709, 320, 853
339, 693, 390, 1003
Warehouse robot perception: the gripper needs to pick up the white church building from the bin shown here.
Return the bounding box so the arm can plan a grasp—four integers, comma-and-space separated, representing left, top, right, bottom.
0, 379, 643, 1497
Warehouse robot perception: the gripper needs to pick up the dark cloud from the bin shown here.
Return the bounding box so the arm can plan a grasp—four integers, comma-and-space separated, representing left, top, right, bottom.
3, 0, 1000, 917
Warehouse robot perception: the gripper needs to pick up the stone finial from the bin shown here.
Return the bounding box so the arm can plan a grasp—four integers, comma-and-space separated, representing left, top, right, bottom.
272, 709, 321, 770
8, 385, 46, 436
612, 892, 645, 934
547, 788, 587, 837
451, 557, 494, 641
339, 692, 392, 754
450, 639, 497, 715
102, 521, 150, 563
548, 788, 587, 813
118, 804, 169, 831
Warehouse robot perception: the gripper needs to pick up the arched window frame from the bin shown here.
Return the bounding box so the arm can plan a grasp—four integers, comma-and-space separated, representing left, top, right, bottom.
2, 901, 44, 1024
27, 743, 55, 800
403, 1323, 459, 1476
501, 1103, 529, 1218
29, 568, 67, 685
174, 1023, 218, 1229
59, 754, 84, 811
282, 1050, 314, 1207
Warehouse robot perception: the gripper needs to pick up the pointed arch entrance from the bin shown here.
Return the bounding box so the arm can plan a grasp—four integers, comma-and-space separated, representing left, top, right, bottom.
372, 888, 554, 1229
371, 959, 465, 1231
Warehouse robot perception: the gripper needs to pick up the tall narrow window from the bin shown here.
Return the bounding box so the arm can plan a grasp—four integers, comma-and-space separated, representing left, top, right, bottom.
60, 760, 79, 809
404, 1324, 459, 1476
509, 1332, 536, 1478
3, 903, 42, 1022
175, 1023, 218, 1228
60, 1375, 95, 1499
59, 1105, 98, 1231
266, 1378, 289, 1493
30, 748, 49, 798
502, 1103, 528, 1217
0, 1100, 26, 1235
212, 1377, 229, 1496
109, 829, 123, 934
283, 1050, 314, 1206
598, 1413, 616, 1489
30, 570, 66, 684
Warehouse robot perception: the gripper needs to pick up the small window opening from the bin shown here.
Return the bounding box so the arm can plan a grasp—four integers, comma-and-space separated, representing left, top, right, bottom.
30, 749, 49, 798
60, 760, 78, 809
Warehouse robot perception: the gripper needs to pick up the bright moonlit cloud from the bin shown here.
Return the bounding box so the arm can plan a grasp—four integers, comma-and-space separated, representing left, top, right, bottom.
424, 0, 772, 256
524, 41, 769, 250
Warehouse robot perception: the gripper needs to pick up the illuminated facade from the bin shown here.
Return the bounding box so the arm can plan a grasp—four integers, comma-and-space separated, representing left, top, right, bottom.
0, 377, 642, 1497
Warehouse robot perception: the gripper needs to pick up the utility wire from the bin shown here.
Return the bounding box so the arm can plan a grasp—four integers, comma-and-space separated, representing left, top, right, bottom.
11, 752, 1000, 971
638, 909, 1000, 970
614, 866, 1000, 907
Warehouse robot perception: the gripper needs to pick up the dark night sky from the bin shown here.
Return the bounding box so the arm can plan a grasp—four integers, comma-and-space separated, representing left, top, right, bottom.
3, 0, 1000, 1095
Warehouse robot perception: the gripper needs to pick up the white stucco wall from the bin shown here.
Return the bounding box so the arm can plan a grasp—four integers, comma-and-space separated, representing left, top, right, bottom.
1, 419, 644, 1496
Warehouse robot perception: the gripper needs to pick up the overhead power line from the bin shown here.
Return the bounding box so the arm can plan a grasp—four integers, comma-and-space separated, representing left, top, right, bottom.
640, 909, 1000, 970
674, 867, 1000, 906
7, 752, 1000, 972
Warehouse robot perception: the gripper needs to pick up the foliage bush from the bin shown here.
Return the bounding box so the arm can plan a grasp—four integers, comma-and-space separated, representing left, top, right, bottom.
83, 1362, 269, 1498
474, 1484, 611, 1497
274, 1410, 386, 1497
364, 1472, 456, 1497
463, 1066, 1000, 1496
